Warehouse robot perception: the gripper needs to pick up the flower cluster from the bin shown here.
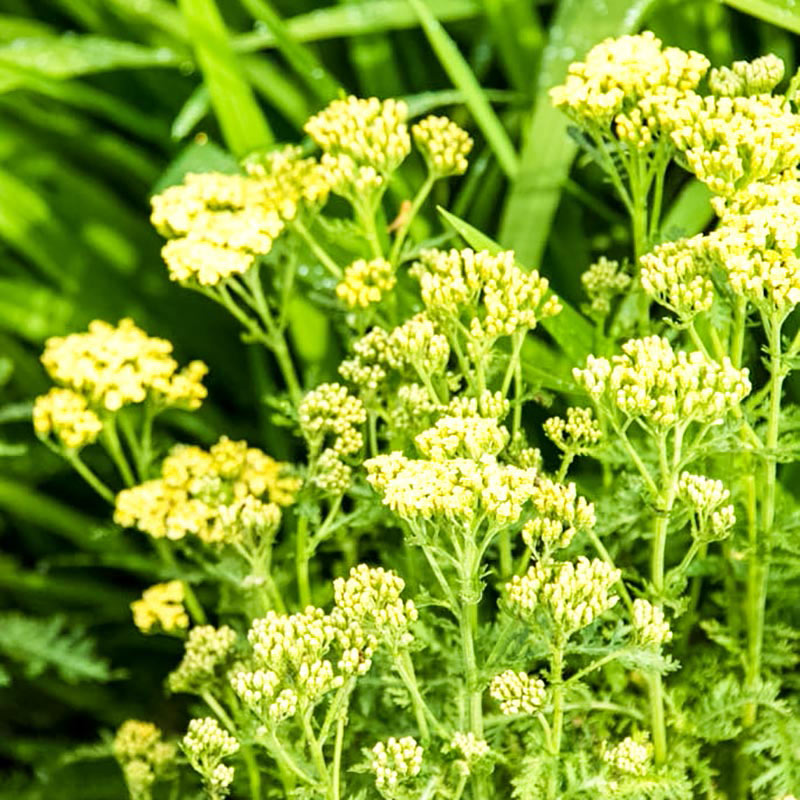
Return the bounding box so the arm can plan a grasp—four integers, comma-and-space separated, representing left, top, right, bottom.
574, 336, 751, 428
366, 449, 539, 526
113, 720, 176, 800
305, 96, 410, 197
411, 115, 473, 176
415, 415, 509, 461
131, 580, 188, 634
336, 258, 396, 309
39, 318, 207, 414
708, 54, 784, 98
652, 92, 800, 197
543, 407, 602, 454
168, 624, 237, 694
33, 388, 103, 450
549, 31, 708, 140
677, 471, 735, 540
386, 313, 451, 377
640, 235, 713, 320
410, 248, 560, 342
182, 717, 239, 799
507, 557, 620, 634
370, 736, 423, 792
581, 257, 631, 318
632, 598, 672, 647
450, 731, 490, 773
602, 734, 653, 776
489, 670, 547, 715
114, 437, 297, 544
522, 478, 596, 552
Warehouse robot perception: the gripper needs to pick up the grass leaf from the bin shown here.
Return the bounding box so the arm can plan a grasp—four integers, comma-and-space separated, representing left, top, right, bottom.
721, 0, 800, 34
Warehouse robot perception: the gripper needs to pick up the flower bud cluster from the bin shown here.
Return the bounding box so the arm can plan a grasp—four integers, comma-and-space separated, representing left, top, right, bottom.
336, 258, 396, 309
366, 450, 538, 525
523, 478, 596, 551
446, 390, 510, 420
305, 96, 410, 196
115, 437, 298, 544
709, 54, 784, 98
507, 557, 620, 634
632, 598, 672, 647
39, 318, 207, 414
113, 720, 177, 799
182, 717, 239, 798
168, 624, 237, 694
649, 92, 800, 197
602, 734, 653, 776
415, 415, 509, 461
489, 670, 547, 715
33, 388, 103, 450
370, 736, 423, 790
677, 471, 735, 540
639, 235, 714, 319
333, 564, 418, 649
410, 248, 560, 341
131, 580, 188, 634
581, 257, 631, 317
574, 336, 751, 428
299, 383, 367, 456
549, 32, 708, 137
543, 407, 602, 453
450, 731, 490, 771
339, 327, 393, 393
412, 115, 473, 176
386, 313, 450, 376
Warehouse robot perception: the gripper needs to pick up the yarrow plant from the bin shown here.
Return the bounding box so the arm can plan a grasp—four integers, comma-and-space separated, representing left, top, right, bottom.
34, 38, 800, 800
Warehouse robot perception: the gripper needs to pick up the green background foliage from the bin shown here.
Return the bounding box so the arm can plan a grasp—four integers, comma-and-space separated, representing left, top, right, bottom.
0, 0, 798, 796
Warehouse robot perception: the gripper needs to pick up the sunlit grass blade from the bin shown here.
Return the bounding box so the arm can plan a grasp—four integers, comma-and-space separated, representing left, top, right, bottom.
499, 0, 656, 267
178, 0, 273, 156
407, 0, 519, 178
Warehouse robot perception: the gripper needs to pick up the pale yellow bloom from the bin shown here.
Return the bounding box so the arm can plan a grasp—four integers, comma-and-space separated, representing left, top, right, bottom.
602, 734, 653, 776
336, 258, 396, 308
131, 580, 189, 634
33, 388, 103, 449
490, 669, 546, 715
412, 115, 473, 176
709, 54, 784, 97
632, 598, 672, 647
370, 736, 423, 790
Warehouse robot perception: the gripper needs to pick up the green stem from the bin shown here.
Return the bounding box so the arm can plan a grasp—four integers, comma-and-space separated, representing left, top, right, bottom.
389, 172, 435, 266
296, 514, 312, 607
331, 717, 344, 800
64, 452, 116, 504
291, 218, 342, 278
547, 635, 565, 800
396, 649, 435, 740
301, 712, 332, 798
101, 417, 136, 487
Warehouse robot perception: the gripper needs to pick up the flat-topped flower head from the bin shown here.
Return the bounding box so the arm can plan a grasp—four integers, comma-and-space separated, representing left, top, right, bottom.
523, 477, 596, 552
632, 598, 672, 647
41, 318, 207, 413
168, 624, 237, 694
640, 235, 714, 320
412, 115, 473, 176
709, 54, 785, 97
370, 736, 423, 791
415, 415, 509, 461
336, 258, 396, 309
550, 31, 708, 130
114, 437, 298, 544
33, 388, 103, 450
490, 670, 546, 715
574, 336, 751, 428
507, 557, 620, 635
305, 96, 411, 176
410, 248, 560, 340
131, 580, 188, 634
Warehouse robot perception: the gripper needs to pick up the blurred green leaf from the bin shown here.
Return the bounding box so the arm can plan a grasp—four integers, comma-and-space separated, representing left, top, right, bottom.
721, 0, 800, 33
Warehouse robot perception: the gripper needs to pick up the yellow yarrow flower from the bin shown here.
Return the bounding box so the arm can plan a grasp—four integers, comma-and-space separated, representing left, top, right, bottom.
40, 318, 207, 413
336, 258, 396, 308
131, 580, 189, 634
412, 115, 473, 176
33, 387, 103, 450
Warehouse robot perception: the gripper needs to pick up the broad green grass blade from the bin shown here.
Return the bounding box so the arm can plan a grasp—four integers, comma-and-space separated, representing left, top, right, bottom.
407, 0, 519, 178
499, 0, 656, 267
243, 56, 314, 128
721, 0, 800, 33
233, 0, 483, 51
239, 0, 340, 102
178, 0, 273, 156
438, 206, 595, 364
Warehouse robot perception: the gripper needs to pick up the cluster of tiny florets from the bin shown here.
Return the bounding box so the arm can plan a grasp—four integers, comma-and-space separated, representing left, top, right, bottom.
131, 580, 188, 634
708, 54, 785, 98
370, 736, 423, 791
410, 248, 560, 341
386, 313, 451, 377
677, 471, 736, 539
602, 734, 653, 776
412, 115, 473, 176
450, 731, 490, 772
632, 598, 672, 647
33, 388, 103, 450
543, 407, 602, 453
640, 235, 714, 319
336, 258, 396, 309
415, 415, 509, 461
490, 670, 547, 715
574, 336, 751, 428
507, 557, 620, 634
522, 478, 596, 551
182, 717, 239, 798
113, 720, 177, 799
168, 624, 238, 694
581, 257, 631, 317
114, 437, 297, 544
39, 318, 207, 414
